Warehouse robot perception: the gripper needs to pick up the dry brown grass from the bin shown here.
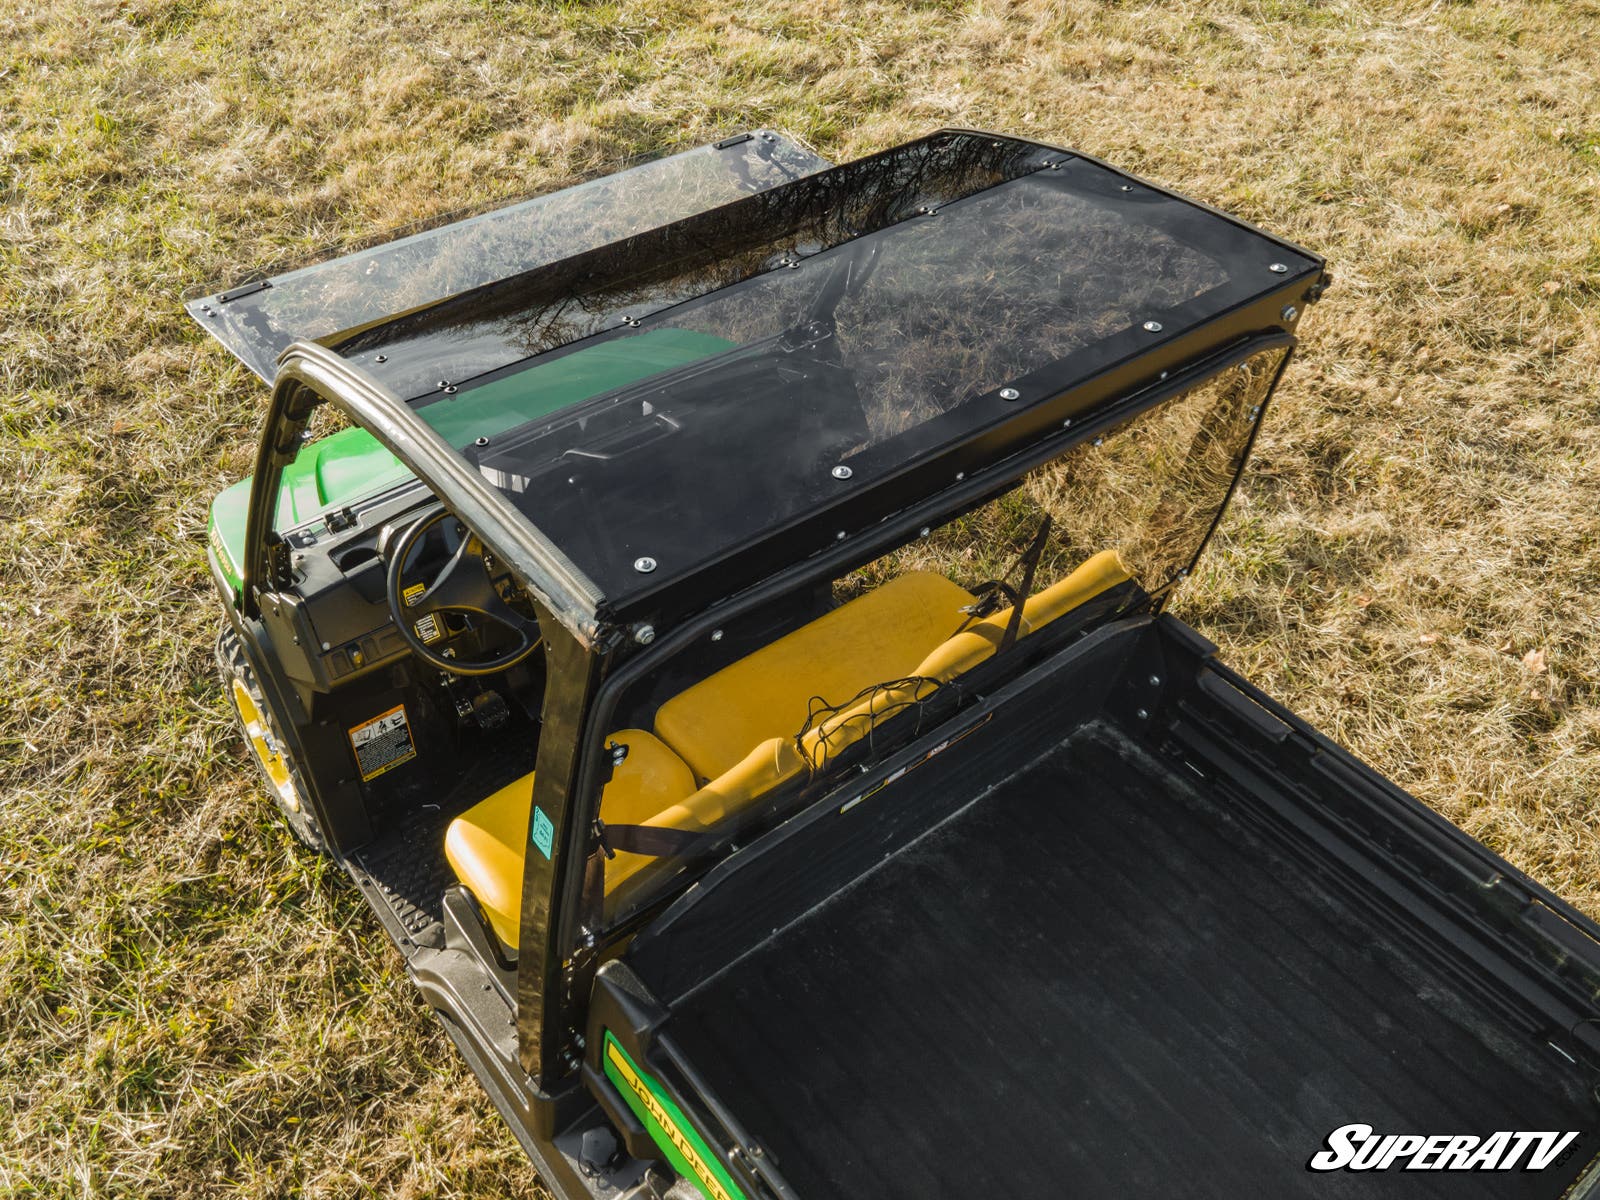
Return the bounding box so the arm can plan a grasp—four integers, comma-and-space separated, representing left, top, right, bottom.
3, 0, 1598, 1194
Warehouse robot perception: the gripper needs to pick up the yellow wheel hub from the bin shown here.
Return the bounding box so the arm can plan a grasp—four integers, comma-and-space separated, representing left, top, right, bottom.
231, 678, 301, 812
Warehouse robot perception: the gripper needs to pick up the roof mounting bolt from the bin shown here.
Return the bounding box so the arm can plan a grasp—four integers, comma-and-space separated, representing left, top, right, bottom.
1248, 406, 1261, 421
1178, 568, 1190, 578
835, 530, 847, 540
437, 380, 452, 389
633, 556, 657, 574
1142, 320, 1164, 333
320, 641, 331, 651
831, 464, 854, 480
955, 471, 966, 481
1062, 417, 1073, 428
1093, 437, 1104, 447
919, 526, 931, 538
1136, 708, 1150, 720
786, 259, 800, 268
1281, 305, 1299, 322
998, 387, 1021, 401
1120, 184, 1135, 192
633, 624, 656, 645
209, 310, 220, 318
1159, 371, 1169, 380
710, 629, 724, 642
374, 354, 387, 363
1149, 675, 1162, 687
1269, 262, 1289, 273
444, 385, 458, 394
474, 436, 490, 447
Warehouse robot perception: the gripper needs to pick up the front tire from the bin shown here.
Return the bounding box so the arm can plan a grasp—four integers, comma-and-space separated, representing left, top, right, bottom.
216, 624, 327, 854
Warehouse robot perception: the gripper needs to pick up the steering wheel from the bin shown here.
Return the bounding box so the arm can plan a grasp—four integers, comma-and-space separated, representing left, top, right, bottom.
385, 503, 542, 676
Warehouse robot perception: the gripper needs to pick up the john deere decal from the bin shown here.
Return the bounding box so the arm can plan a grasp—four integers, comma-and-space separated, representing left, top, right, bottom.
602, 1035, 746, 1200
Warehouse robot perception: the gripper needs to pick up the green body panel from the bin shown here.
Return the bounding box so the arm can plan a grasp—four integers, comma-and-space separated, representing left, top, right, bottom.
206, 329, 735, 594
601, 1033, 747, 1200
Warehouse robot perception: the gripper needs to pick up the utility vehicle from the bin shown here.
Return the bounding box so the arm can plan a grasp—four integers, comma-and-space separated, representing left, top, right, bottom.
196, 130, 1600, 1198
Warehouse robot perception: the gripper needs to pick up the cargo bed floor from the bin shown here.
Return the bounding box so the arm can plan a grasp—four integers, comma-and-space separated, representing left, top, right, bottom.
666, 722, 1598, 1199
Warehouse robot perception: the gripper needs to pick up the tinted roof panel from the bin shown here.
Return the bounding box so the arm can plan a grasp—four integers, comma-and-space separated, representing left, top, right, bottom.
186, 132, 828, 382
423, 132, 1318, 608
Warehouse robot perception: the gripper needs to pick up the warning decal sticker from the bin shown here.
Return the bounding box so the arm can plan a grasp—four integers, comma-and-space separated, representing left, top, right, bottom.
348, 705, 418, 782
401, 583, 442, 644
530, 806, 555, 860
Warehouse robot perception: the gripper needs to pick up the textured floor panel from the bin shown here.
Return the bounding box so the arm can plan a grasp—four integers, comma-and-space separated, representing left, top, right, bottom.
352, 742, 536, 941
666, 723, 1599, 1199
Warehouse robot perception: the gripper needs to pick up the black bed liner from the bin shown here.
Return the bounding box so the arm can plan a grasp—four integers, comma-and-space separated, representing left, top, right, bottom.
617, 619, 1600, 1200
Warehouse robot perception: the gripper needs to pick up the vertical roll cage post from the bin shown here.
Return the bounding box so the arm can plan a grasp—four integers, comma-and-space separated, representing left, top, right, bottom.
246, 341, 611, 1084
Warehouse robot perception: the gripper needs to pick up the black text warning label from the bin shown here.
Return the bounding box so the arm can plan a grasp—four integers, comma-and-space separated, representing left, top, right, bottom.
349, 705, 417, 782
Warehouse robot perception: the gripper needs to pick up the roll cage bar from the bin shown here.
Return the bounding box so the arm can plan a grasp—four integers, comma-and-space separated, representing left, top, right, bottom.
242, 342, 604, 645
247, 342, 616, 1083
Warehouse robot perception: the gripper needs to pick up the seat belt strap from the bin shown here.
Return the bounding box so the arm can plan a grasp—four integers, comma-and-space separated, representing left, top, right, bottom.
1000, 515, 1053, 654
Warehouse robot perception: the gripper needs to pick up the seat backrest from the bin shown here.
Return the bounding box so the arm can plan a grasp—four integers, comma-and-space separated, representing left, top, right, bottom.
653, 570, 976, 781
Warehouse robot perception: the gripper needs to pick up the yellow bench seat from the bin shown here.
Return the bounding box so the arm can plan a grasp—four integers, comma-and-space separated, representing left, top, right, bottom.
444, 552, 1131, 949
654, 570, 977, 782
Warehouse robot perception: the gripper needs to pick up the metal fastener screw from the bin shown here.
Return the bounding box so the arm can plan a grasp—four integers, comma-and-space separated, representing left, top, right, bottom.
634, 624, 656, 645
999, 387, 1021, 401
475, 436, 489, 447
919, 526, 931, 538
1159, 371, 1169, 380
1281, 305, 1299, 322
444, 385, 458, 394
1142, 320, 1164, 333
1062, 417, 1073, 428
1149, 675, 1162, 687
835, 530, 847, 540
710, 629, 724, 642
374, 354, 387, 363
320, 641, 331, 651
1094, 437, 1104, 446
437, 380, 451, 389
1120, 184, 1134, 192
831, 464, 853, 480
1269, 262, 1289, 273
1136, 708, 1150, 720
955, 471, 965, 481
633, 556, 657, 573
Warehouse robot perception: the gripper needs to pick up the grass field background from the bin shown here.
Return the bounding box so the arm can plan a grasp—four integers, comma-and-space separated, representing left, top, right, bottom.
3, 0, 1598, 1194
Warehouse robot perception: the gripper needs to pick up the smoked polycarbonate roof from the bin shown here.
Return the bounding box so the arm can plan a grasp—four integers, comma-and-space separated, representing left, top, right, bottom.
186, 132, 830, 383
386, 130, 1319, 609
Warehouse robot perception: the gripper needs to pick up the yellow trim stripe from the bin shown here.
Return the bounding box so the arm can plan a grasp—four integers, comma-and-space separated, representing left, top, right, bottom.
605, 1040, 733, 1200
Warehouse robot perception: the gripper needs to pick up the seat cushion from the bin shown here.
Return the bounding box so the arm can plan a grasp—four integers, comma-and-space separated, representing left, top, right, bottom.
443, 729, 694, 948
654, 570, 976, 781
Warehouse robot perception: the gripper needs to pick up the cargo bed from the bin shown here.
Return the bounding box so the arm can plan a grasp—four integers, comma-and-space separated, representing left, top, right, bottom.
612, 617, 1600, 1199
